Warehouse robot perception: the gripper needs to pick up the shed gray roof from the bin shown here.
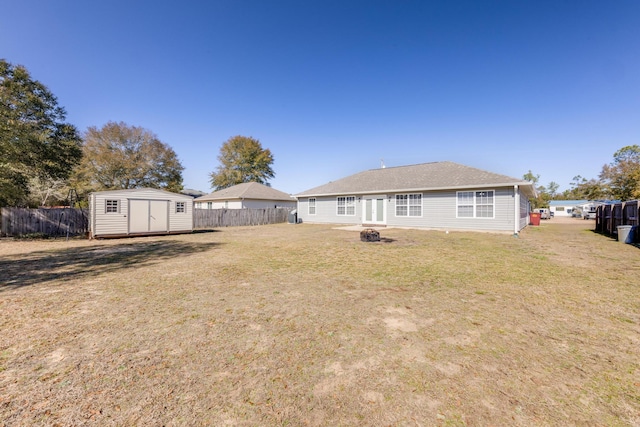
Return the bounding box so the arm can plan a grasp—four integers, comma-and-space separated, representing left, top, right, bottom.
295, 161, 536, 197
195, 182, 295, 202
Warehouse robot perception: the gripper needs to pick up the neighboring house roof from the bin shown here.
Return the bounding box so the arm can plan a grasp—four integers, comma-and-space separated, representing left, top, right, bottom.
295, 161, 536, 198
195, 182, 295, 202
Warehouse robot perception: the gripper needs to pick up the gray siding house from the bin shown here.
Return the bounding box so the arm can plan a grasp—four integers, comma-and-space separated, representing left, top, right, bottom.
89, 188, 193, 238
295, 162, 536, 234
194, 182, 296, 209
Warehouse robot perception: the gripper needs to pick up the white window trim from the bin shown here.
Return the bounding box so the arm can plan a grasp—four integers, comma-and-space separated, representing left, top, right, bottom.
336, 196, 356, 216
105, 199, 119, 214
456, 189, 495, 219
308, 198, 316, 215
395, 193, 423, 217
456, 191, 474, 218
176, 201, 186, 213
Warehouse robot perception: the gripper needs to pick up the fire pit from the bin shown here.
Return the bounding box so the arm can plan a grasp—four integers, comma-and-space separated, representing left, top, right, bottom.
360, 228, 380, 242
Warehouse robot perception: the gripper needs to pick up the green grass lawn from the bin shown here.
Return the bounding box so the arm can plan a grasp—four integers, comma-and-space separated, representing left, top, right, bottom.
1, 221, 638, 426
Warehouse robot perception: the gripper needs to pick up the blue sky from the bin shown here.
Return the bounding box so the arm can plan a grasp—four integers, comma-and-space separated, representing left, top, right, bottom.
2, 1, 639, 194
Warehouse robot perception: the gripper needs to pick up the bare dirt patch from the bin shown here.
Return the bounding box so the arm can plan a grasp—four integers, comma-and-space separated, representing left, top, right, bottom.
1, 221, 638, 426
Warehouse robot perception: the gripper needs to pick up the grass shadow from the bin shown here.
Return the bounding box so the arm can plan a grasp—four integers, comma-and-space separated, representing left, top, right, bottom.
590, 229, 640, 249
359, 237, 396, 244
0, 240, 220, 291
191, 229, 220, 234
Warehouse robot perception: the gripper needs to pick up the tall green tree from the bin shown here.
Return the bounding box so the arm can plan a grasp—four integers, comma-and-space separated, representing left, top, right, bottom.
209, 135, 275, 189
522, 170, 548, 209
599, 145, 640, 201
0, 59, 82, 206
546, 181, 560, 197
562, 175, 608, 200
523, 170, 540, 186
73, 121, 184, 193
523, 172, 576, 207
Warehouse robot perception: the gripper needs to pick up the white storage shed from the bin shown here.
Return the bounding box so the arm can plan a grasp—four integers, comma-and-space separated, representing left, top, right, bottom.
89, 188, 193, 238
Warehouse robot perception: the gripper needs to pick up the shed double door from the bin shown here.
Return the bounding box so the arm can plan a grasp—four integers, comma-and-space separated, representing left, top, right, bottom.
129, 199, 169, 233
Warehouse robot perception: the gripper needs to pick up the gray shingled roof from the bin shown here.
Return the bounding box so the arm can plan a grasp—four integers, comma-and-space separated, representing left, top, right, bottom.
195, 182, 295, 202
295, 161, 535, 197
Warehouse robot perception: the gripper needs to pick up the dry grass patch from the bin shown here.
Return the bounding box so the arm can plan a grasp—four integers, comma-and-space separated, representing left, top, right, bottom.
1, 220, 639, 426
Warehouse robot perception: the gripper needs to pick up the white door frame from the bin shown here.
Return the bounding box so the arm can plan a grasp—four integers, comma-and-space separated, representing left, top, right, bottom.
128, 198, 169, 233
362, 195, 387, 225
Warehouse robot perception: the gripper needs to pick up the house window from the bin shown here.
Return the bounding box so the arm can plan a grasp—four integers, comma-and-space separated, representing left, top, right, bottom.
176, 202, 186, 213
457, 190, 494, 218
224, 201, 229, 209
105, 199, 119, 213
336, 196, 356, 216
396, 194, 422, 217
457, 191, 474, 217
475, 191, 493, 217
207, 202, 212, 209
309, 198, 316, 215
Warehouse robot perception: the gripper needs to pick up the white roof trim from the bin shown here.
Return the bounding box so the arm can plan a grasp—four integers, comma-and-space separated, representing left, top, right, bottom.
296, 182, 534, 198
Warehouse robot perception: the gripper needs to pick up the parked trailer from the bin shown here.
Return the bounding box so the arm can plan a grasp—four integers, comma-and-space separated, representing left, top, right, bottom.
534, 208, 551, 219
582, 204, 598, 220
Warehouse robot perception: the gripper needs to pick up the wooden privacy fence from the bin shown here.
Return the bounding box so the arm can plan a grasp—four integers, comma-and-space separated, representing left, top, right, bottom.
193, 208, 292, 228
1, 207, 89, 238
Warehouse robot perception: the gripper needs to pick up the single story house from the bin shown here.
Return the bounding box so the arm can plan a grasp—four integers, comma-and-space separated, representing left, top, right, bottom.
194, 182, 296, 209
89, 188, 193, 238
548, 200, 590, 217
295, 161, 536, 234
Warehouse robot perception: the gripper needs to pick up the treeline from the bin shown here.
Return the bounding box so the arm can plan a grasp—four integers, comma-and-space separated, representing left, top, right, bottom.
1, 59, 184, 208
525, 145, 640, 208
2, 59, 278, 209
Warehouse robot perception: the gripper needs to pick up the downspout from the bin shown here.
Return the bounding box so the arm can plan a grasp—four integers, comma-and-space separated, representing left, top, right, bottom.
514, 185, 520, 236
